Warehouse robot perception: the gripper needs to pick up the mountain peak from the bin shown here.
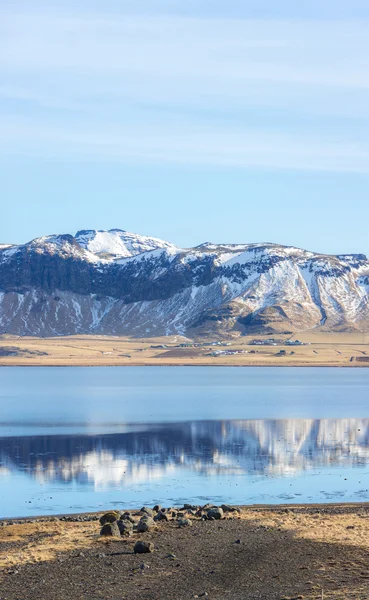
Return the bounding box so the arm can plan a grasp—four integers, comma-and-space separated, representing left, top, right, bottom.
74, 228, 175, 259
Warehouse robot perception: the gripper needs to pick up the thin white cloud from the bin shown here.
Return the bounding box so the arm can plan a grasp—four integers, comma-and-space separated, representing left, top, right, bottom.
2, 116, 369, 174
1, 9, 369, 171
2, 14, 369, 88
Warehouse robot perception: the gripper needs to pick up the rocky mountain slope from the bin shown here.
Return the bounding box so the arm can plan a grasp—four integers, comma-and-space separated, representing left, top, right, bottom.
0, 228, 368, 337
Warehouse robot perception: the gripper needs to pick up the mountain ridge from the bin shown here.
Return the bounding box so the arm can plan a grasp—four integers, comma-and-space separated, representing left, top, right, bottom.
0, 228, 368, 337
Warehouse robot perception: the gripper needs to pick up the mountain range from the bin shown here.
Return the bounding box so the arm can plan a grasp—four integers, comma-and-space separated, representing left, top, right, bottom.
0, 228, 368, 337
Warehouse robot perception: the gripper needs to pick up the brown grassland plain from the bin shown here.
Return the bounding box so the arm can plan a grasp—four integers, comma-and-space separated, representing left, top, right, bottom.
1, 332, 369, 367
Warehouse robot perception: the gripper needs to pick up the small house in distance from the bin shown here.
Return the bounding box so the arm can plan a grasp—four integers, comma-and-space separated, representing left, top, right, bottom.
250, 338, 278, 346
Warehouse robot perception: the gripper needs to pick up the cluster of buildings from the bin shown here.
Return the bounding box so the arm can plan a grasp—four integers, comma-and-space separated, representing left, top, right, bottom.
206, 349, 248, 357
176, 341, 232, 348
250, 338, 279, 346
250, 338, 305, 347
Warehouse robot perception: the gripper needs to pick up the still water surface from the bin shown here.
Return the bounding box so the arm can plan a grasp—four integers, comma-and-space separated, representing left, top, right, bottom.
1, 367, 369, 517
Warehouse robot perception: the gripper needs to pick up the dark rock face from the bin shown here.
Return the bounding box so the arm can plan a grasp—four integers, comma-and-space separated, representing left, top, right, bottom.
1, 230, 369, 337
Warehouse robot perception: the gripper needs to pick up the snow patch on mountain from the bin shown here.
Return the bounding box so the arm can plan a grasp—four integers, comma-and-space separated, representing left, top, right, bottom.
75, 229, 176, 259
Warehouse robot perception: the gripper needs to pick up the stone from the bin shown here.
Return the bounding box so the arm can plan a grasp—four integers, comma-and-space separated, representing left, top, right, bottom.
99, 511, 119, 526
100, 521, 120, 537
206, 507, 224, 520
153, 504, 162, 513
154, 511, 169, 522
140, 507, 154, 518
221, 504, 241, 514
183, 504, 198, 511
202, 504, 216, 511
120, 514, 135, 524
178, 518, 192, 528
137, 516, 155, 532
134, 541, 154, 554
117, 519, 133, 535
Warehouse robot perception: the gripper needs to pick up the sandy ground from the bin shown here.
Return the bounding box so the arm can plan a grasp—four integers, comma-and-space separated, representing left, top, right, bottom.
1, 504, 369, 599
1, 332, 369, 367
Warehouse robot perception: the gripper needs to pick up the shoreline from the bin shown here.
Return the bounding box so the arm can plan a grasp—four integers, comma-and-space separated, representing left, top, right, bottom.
2, 501, 369, 523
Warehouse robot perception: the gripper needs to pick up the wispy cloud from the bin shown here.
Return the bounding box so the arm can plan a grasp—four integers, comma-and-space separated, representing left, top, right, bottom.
1, 6, 369, 172
2, 115, 369, 174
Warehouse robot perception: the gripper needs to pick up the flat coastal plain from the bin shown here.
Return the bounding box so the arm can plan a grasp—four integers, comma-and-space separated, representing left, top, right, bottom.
2, 504, 369, 599
1, 332, 369, 366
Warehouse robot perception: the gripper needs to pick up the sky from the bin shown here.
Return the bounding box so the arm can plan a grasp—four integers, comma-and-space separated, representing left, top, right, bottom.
1, 0, 369, 255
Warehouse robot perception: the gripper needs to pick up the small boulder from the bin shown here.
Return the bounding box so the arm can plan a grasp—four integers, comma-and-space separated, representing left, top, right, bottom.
178, 518, 192, 528
153, 504, 162, 513
206, 507, 224, 520
120, 514, 136, 524
154, 511, 169, 522
137, 516, 155, 532
183, 504, 198, 511
117, 519, 133, 536
140, 507, 154, 518
100, 521, 120, 537
99, 512, 119, 526
134, 541, 154, 554
221, 504, 241, 514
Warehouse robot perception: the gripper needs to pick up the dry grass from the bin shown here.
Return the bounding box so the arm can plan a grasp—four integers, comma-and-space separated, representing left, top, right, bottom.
0, 520, 100, 569
2, 506, 369, 571
0, 332, 369, 366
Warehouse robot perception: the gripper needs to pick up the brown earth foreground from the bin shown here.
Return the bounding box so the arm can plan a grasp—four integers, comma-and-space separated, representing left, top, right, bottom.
2, 504, 369, 599
1, 332, 369, 367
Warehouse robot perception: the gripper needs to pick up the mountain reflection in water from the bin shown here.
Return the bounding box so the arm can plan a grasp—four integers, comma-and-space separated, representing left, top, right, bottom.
1, 419, 369, 489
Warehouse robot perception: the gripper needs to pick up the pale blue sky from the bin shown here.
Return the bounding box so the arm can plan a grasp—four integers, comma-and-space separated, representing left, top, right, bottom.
2, 0, 369, 254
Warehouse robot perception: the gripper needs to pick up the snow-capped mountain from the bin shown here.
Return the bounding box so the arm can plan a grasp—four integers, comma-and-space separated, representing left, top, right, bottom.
75, 229, 176, 259
0, 229, 368, 337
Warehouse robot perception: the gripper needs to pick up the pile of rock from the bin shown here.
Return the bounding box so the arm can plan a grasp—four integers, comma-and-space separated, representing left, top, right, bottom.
99, 503, 242, 552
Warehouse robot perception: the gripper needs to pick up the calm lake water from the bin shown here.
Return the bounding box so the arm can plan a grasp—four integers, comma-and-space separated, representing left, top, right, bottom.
1, 367, 369, 518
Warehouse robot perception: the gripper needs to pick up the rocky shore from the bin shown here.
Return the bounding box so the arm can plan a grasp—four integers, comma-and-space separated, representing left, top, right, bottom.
1, 503, 369, 599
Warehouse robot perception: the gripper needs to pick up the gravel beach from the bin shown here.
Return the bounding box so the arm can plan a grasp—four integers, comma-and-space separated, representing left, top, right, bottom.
1, 504, 369, 599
